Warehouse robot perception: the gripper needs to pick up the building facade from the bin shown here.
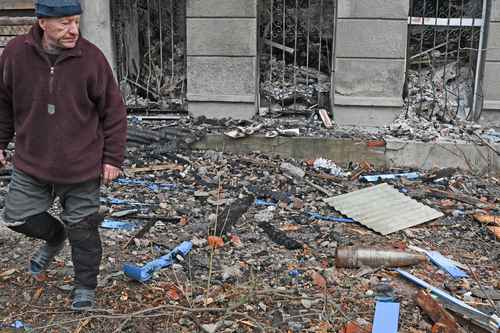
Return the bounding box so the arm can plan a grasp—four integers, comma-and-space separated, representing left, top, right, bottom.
1, 0, 499, 127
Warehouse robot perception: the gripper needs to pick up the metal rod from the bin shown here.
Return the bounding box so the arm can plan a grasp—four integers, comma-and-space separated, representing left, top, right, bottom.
306, 0, 311, 89
418, 0, 426, 114
442, 0, 452, 115
158, 0, 163, 85
466, 5, 476, 120
454, 0, 465, 118
427, 0, 439, 120
317, 0, 324, 107
171, 0, 175, 80
146, 0, 152, 113
329, 0, 337, 119
282, 0, 286, 109
410, 40, 448, 60
134, 0, 140, 107
293, 0, 298, 106
270, 0, 274, 82
180, 0, 186, 105
472, 0, 488, 120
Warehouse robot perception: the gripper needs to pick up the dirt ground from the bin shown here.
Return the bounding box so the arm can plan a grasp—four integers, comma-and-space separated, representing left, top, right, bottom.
0, 146, 499, 332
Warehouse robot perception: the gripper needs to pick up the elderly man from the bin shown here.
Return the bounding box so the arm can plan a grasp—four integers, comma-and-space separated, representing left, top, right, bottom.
0, 0, 127, 310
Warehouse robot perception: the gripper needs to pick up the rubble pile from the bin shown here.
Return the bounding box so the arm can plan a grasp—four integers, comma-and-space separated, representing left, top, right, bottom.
260, 59, 330, 109
127, 123, 205, 156
0, 125, 499, 332
387, 105, 483, 143
404, 63, 474, 123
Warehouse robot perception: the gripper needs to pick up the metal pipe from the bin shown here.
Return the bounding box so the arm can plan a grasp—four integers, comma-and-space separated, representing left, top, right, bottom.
282, 0, 286, 109
293, 0, 298, 107
158, 0, 163, 84
317, 0, 324, 107
427, 0, 439, 120
306, 0, 311, 89
270, 0, 274, 82
418, 0, 426, 114
146, 0, 152, 113
442, 0, 452, 115
454, 0, 465, 118
329, 0, 337, 120
472, 0, 489, 120
170, 0, 175, 80
466, 3, 477, 120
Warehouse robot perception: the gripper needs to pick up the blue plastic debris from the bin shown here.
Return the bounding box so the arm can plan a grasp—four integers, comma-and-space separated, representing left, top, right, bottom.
396, 269, 500, 331
375, 295, 398, 303
146, 183, 176, 191
124, 241, 192, 282
360, 172, 420, 182
101, 219, 136, 230
100, 197, 128, 205
128, 116, 143, 125
426, 251, 468, 279
372, 301, 400, 333
0, 320, 32, 331
307, 212, 354, 223
115, 178, 176, 191
101, 197, 151, 208
255, 199, 277, 207
109, 198, 129, 205
288, 269, 300, 277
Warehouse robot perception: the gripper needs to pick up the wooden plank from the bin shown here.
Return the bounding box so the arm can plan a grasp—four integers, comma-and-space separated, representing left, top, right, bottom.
0, 0, 34, 10
0, 25, 31, 36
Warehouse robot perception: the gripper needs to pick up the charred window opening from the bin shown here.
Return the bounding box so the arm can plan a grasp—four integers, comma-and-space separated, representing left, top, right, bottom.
405, 0, 485, 123
259, 0, 335, 116
111, 0, 187, 114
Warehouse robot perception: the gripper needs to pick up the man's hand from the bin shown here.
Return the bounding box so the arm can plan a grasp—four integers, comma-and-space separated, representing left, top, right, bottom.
102, 164, 121, 185
0, 150, 7, 168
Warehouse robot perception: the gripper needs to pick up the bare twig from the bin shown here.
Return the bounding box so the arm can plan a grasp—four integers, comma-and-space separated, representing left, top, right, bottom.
466, 263, 499, 314
33, 304, 260, 331
474, 133, 500, 156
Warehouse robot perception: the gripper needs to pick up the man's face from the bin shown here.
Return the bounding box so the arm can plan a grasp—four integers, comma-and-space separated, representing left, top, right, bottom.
38, 15, 80, 49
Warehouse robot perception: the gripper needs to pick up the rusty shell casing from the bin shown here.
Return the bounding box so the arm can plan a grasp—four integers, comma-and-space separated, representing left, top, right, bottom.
335, 246, 427, 268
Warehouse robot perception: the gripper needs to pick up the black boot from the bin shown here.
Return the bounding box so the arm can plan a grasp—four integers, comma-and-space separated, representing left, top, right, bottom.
68, 213, 103, 310
9, 212, 67, 276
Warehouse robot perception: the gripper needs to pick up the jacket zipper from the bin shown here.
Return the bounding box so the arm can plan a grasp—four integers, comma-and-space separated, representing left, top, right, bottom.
49, 66, 55, 94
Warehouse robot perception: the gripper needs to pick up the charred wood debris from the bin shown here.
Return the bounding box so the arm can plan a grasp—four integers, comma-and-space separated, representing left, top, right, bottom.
0, 118, 499, 332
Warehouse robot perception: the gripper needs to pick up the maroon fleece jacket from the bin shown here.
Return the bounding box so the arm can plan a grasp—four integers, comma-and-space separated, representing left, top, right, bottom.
0, 25, 127, 184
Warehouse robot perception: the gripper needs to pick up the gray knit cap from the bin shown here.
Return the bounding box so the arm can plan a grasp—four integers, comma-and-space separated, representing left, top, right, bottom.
35, 0, 82, 18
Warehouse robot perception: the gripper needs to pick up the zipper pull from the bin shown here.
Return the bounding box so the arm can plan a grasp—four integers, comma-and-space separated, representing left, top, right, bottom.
49, 67, 55, 94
